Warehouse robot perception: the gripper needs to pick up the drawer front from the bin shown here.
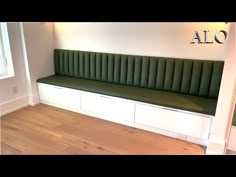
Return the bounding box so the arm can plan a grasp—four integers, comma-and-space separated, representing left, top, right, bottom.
80, 92, 104, 114
38, 84, 80, 109
135, 104, 211, 140
106, 96, 134, 122
62, 87, 81, 109
81, 92, 134, 122
38, 83, 59, 103
175, 112, 211, 139
135, 104, 176, 132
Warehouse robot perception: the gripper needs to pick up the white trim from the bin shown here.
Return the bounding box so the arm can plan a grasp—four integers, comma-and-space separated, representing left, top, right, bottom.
208, 137, 226, 145
187, 136, 209, 146
0, 74, 14, 80
227, 125, 236, 151
207, 78, 236, 154
19, 23, 33, 104
206, 138, 226, 154
225, 78, 236, 147
0, 96, 29, 117
0, 22, 14, 79
28, 93, 40, 106
206, 151, 225, 155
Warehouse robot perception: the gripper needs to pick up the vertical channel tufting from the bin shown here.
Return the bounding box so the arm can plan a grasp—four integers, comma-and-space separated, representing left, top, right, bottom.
54, 50, 59, 75
199, 61, 213, 97
114, 54, 121, 84
134, 56, 142, 87
53, 49, 224, 99
63, 50, 69, 76
172, 59, 183, 92
96, 53, 102, 80
73, 51, 79, 77
102, 53, 108, 81
79, 51, 84, 78
180, 60, 193, 94
148, 57, 158, 89
108, 54, 114, 83
84, 52, 90, 79
90, 52, 96, 80
68, 51, 74, 77
163, 58, 174, 91
127, 56, 135, 86
120, 55, 128, 85
59, 50, 64, 75
141, 57, 149, 88
209, 61, 224, 98
189, 60, 203, 95
156, 58, 166, 90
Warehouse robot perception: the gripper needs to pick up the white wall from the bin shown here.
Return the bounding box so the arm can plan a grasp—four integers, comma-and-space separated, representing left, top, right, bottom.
0, 22, 55, 115
23, 22, 55, 105
54, 22, 229, 60
207, 23, 236, 154
0, 23, 28, 104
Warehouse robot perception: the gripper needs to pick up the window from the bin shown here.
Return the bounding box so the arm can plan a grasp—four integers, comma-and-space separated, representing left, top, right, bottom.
0, 22, 14, 79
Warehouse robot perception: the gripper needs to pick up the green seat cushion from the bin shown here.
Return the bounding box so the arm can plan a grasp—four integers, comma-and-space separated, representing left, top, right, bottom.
37, 75, 217, 116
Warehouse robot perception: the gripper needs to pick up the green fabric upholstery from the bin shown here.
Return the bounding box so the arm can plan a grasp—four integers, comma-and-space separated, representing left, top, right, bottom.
37, 75, 218, 115
54, 49, 224, 98
38, 49, 225, 116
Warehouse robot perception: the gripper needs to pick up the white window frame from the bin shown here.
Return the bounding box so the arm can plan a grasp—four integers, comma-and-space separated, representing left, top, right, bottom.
0, 22, 14, 79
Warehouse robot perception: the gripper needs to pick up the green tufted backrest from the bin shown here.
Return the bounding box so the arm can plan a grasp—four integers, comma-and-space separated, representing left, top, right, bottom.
54, 49, 224, 98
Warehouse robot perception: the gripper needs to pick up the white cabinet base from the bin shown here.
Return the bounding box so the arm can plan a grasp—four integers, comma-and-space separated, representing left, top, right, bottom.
135, 104, 211, 142
80, 91, 134, 123
37, 83, 212, 146
38, 83, 81, 113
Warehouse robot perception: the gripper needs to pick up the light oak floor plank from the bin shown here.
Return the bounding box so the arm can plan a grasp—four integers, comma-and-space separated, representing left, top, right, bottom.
1, 104, 205, 155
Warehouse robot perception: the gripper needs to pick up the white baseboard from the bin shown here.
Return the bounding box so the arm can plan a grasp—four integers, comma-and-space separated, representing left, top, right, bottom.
206, 138, 226, 154
0, 96, 29, 117
28, 93, 40, 106
187, 136, 208, 146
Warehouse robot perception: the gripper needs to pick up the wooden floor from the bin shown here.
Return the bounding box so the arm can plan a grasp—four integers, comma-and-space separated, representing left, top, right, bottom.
0, 104, 205, 155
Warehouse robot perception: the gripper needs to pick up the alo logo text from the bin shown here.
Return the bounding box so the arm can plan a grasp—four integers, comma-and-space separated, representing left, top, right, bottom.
190, 30, 228, 44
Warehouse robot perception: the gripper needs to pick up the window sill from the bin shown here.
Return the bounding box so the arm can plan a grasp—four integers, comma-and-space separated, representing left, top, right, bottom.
0, 74, 14, 80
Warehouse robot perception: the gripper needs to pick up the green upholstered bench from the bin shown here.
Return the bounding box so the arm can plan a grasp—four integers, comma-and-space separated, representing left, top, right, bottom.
37, 49, 224, 116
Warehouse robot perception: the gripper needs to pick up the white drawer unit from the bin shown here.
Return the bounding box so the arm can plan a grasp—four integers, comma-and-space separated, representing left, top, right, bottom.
175, 111, 211, 140
37, 82, 213, 146
135, 103, 212, 140
38, 83, 81, 111
80, 91, 134, 123
135, 104, 176, 133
